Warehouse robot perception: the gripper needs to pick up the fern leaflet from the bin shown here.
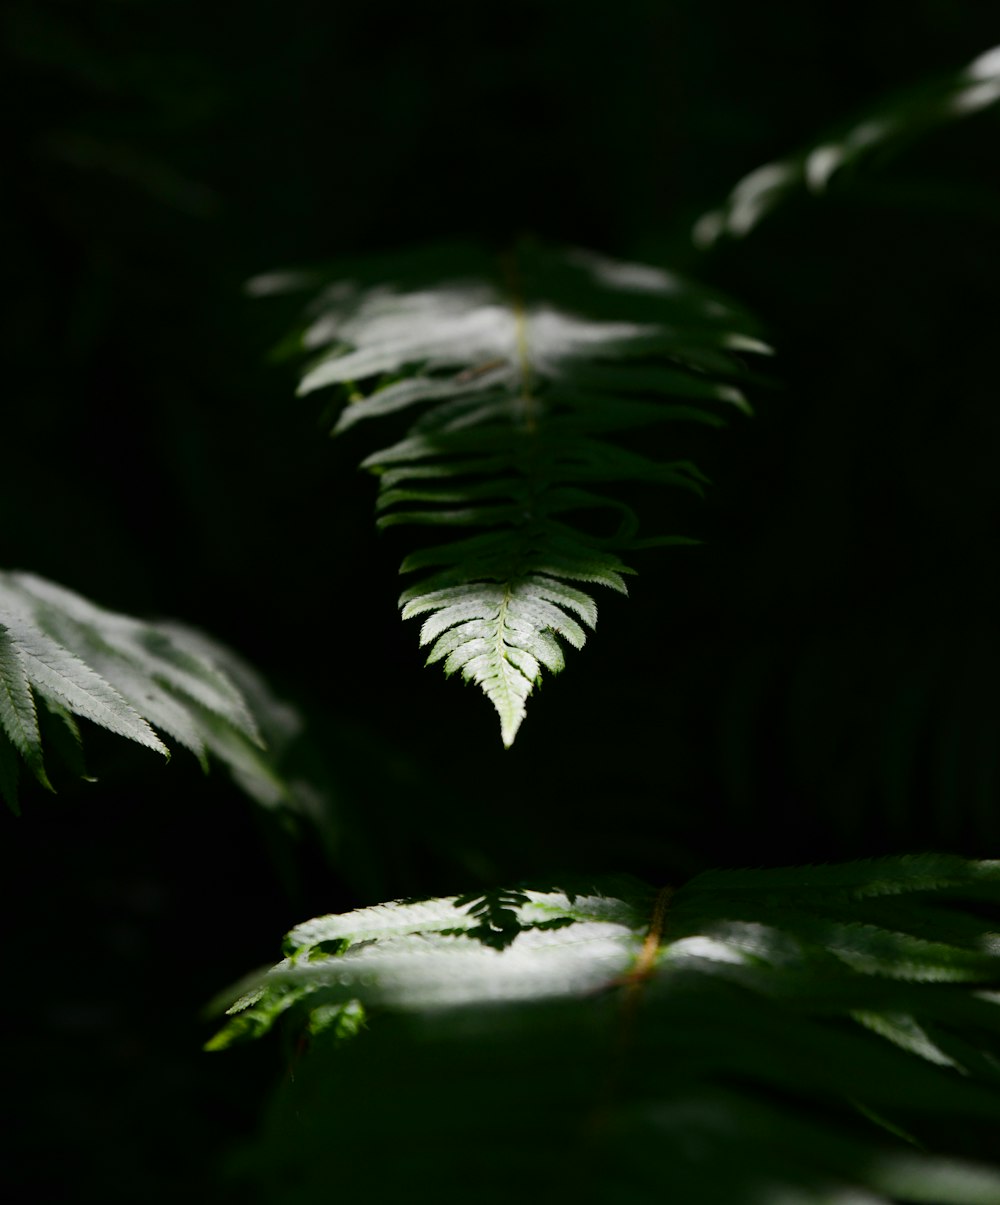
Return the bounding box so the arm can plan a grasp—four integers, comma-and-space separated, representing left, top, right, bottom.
0, 570, 293, 811
695, 43, 1000, 246
263, 242, 767, 744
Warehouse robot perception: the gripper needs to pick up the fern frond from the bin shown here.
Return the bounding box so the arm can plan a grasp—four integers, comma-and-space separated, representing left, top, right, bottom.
269, 242, 767, 744
695, 43, 1000, 246
0, 570, 292, 811
0, 625, 53, 794
213, 855, 1000, 1203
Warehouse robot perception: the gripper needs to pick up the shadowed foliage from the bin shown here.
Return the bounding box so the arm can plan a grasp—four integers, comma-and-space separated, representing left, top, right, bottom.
5, 10, 1000, 1205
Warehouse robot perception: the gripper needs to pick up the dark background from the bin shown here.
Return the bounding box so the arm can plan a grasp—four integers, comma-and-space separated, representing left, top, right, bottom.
3, 1, 1000, 1199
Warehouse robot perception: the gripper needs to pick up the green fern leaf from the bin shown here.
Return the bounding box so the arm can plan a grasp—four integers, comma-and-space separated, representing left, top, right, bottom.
212, 856, 1000, 1203
268, 242, 767, 744
5, 615, 166, 754
0, 625, 52, 794
695, 43, 1000, 246
0, 570, 294, 811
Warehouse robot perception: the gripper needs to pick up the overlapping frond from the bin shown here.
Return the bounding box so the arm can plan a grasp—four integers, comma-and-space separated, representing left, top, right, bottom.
264, 242, 767, 744
695, 43, 1000, 247
212, 856, 1000, 1203
0, 570, 293, 811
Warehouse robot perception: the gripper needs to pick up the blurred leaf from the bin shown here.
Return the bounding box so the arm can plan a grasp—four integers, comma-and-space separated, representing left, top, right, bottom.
695, 44, 1000, 246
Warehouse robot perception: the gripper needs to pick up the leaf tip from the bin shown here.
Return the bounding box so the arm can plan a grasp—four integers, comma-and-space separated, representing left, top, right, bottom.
500, 715, 524, 748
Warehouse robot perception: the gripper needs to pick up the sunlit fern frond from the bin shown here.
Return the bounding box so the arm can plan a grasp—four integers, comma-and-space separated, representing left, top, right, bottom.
0, 570, 295, 811
212, 855, 1000, 1204
259, 241, 768, 745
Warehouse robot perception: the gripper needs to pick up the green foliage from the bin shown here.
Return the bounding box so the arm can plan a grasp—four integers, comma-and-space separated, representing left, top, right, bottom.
0, 570, 293, 811
213, 855, 1000, 1203
264, 242, 768, 745
695, 43, 1000, 246
9, 19, 1000, 1204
